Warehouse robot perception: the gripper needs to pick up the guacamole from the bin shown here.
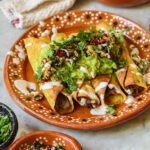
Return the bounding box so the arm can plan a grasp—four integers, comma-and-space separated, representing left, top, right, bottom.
35, 27, 125, 93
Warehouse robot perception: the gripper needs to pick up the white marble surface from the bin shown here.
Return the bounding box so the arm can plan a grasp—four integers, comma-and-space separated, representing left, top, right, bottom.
0, 1, 150, 150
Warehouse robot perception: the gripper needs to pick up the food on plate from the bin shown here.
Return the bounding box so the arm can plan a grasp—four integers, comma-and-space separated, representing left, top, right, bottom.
72, 81, 100, 108
105, 76, 126, 105
24, 37, 74, 114
23, 21, 149, 115
116, 47, 147, 96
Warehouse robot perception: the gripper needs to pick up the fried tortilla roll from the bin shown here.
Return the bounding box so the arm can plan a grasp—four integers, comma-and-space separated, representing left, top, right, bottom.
116, 68, 127, 92
91, 75, 111, 102
124, 64, 147, 96
24, 36, 51, 72
105, 76, 126, 104
121, 48, 147, 96
73, 81, 100, 108
24, 36, 74, 114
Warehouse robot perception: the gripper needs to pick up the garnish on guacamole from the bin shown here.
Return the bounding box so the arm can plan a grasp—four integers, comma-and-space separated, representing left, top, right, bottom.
35, 27, 124, 93
0, 115, 12, 143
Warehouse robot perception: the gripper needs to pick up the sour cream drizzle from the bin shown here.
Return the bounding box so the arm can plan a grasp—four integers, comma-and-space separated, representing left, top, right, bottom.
13, 58, 20, 65
95, 82, 108, 92
40, 82, 62, 90
116, 68, 126, 73
14, 80, 36, 95
80, 98, 86, 106
90, 83, 108, 115
90, 99, 107, 115
78, 89, 97, 99
125, 95, 135, 104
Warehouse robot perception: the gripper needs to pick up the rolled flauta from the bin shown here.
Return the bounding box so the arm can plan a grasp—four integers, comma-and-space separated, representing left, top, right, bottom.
91, 75, 111, 103
116, 48, 147, 96
24, 36, 74, 114
105, 76, 126, 104
73, 81, 100, 108
124, 64, 147, 96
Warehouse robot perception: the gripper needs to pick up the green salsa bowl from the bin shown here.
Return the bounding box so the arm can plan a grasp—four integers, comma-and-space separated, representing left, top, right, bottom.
0, 103, 18, 149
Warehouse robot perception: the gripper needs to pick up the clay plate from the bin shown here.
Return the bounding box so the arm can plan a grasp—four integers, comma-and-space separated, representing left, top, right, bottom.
4, 11, 150, 130
8, 131, 82, 150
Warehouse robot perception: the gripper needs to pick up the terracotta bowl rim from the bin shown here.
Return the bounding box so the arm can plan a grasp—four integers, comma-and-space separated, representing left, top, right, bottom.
9, 130, 82, 150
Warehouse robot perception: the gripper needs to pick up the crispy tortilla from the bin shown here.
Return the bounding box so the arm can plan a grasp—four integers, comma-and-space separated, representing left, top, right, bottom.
106, 76, 126, 104
73, 81, 100, 108
24, 36, 74, 114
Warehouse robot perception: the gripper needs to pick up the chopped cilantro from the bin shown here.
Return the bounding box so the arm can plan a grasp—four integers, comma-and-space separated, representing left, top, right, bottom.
78, 41, 86, 51
118, 58, 126, 69
106, 105, 116, 115
55, 63, 78, 94
139, 59, 149, 75
48, 49, 55, 60
0, 115, 12, 143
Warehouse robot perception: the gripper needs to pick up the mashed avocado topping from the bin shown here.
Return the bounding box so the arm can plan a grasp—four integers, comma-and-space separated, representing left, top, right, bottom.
35, 27, 125, 93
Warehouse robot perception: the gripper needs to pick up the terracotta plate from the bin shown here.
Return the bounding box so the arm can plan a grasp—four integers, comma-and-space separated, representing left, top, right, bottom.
9, 131, 82, 150
4, 11, 150, 130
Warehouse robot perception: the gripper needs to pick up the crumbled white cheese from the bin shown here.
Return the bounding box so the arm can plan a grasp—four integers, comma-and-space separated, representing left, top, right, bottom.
51, 27, 57, 40
39, 21, 46, 27
18, 52, 26, 60
6, 51, 14, 56
25, 42, 32, 48
41, 30, 50, 37
41, 44, 48, 48
144, 73, 150, 85
40, 82, 62, 90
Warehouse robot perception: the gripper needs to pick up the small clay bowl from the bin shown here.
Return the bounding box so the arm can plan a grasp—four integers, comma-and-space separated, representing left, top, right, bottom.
0, 103, 18, 149
9, 131, 82, 150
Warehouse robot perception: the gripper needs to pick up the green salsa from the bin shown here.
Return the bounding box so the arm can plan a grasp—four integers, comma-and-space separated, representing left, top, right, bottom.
0, 115, 12, 143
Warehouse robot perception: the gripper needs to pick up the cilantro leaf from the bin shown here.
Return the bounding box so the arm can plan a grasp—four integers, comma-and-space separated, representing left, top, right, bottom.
0, 115, 12, 143
139, 59, 149, 75
106, 105, 116, 115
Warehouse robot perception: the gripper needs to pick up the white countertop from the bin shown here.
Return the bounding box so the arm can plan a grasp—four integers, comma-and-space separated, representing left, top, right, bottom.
0, 1, 150, 150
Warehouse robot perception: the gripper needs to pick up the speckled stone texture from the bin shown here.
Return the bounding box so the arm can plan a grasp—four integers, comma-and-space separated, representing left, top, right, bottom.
0, 0, 150, 150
